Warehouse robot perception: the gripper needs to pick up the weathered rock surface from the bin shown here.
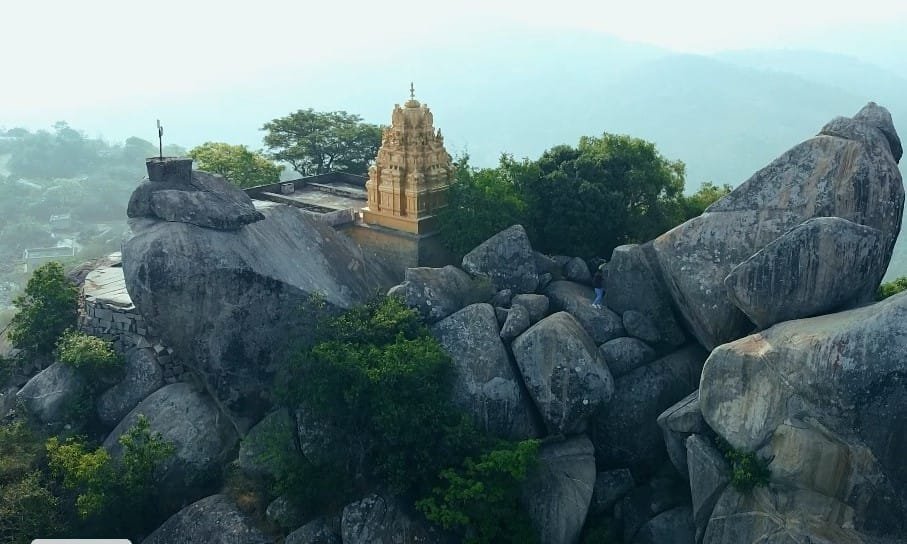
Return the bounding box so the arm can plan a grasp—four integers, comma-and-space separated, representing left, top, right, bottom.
657, 391, 707, 478
286, 517, 341, 544
652, 103, 903, 350
238, 408, 297, 478
724, 217, 885, 329
622, 310, 662, 344
461, 224, 538, 294
534, 251, 560, 276
564, 257, 592, 284
699, 292, 907, 538
593, 345, 707, 477
142, 494, 271, 544
104, 383, 238, 508
604, 243, 686, 349
521, 436, 597, 544
266, 495, 305, 531
685, 434, 729, 539
128, 170, 264, 231
592, 468, 636, 515
599, 337, 657, 378
341, 494, 445, 544
431, 304, 540, 439
632, 506, 695, 544
393, 265, 494, 324
511, 312, 614, 434
512, 293, 550, 323
545, 281, 626, 344
123, 204, 394, 423
500, 303, 531, 341
616, 476, 691, 544
16, 362, 85, 424
97, 346, 164, 427
0, 386, 17, 419
491, 288, 513, 308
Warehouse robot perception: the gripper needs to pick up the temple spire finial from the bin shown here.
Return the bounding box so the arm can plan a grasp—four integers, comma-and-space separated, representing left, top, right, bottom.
410, 82, 415, 100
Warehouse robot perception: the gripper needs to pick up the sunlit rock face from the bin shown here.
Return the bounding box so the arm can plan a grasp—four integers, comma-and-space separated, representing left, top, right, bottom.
699, 291, 907, 540
123, 164, 394, 426
651, 103, 903, 350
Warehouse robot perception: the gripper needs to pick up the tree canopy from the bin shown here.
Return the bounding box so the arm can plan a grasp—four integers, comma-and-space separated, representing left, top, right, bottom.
8, 261, 79, 356
261, 109, 382, 177
438, 133, 731, 260
188, 142, 283, 188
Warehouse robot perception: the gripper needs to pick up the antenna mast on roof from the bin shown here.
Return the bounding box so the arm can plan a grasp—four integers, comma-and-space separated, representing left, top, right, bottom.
410, 82, 415, 100
156, 120, 164, 160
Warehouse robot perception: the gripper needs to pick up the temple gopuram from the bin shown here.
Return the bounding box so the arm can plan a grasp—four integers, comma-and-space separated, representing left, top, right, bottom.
361, 84, 453, 234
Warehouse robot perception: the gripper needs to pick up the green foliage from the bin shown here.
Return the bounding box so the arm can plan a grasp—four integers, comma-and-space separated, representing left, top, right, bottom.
8, 261, 79, 356
0, 419, 64, 542
714, 436, 771, 492
46, 435, 113, 519
188, 141, 283, 188
46, 415, 174, 534
438, 154, 527, 256
278, 295, 479, 496
676, 181, 733, 220
417, 439, 540, 544
56, 330, 121, 373
0, 470, 63, 544
877, 276, 907, 300
262, 109, 382, 176
518, 133, 687, 258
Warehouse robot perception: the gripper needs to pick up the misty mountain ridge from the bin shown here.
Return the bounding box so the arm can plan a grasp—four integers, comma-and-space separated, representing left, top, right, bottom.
2, 27, 905, 279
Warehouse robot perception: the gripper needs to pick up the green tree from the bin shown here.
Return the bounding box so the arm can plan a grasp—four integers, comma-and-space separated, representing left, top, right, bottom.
516, 133, 686, 258
188, 142, 283, 188
675, 181, 733, 221
262, 109, 382, 176
878, 276, 907, 300
438, 154, 527, 256
8, 262, 79, 356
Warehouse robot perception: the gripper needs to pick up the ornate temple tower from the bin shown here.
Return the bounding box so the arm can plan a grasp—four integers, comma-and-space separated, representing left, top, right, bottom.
361, 85, 453, 234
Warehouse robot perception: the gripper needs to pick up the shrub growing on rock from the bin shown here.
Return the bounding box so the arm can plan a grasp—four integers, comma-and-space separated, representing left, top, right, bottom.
46, 415, 174, 536
714, 436, 771, 492
56, 331, 121, 374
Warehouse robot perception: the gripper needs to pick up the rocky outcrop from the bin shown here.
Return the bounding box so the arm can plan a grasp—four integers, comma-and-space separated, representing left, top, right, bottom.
511, 312, 614, 435
512, 294, 550, 323
591, 468, 636, 515
545, 281, 625, 344
104, 383, 238, 509
592, 345, 706, 477
699, 291, 907, 539
431, 304, 540, 439
286, 518, 341, 544
390, 265, 493, 324
237, 409, 297, 478
724, 217, 885, 329
604, 243, 685, 349
685, 434, 730, 541
461, 224, 538, 294
521, 436, 597, 544
128, 168, 264, 231
16, 362, 85, 424
123, 203, 394, 424
616, 476, 691, 544
652, 103, 903, 350
633, 506, 695, 544
96, 346, 164, 427
142, 494, 271, 544
500, 303, 531, 341
564, 257, 591, 284
599, 337, 657, 378
656, 391, 707, 478
341, 494, 445, 544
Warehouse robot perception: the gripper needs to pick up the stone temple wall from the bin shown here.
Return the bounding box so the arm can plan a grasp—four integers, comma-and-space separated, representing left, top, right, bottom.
78, 264, 192, 385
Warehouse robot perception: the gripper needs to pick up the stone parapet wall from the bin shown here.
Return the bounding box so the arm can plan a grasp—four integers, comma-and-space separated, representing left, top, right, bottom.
79, 291, 192, 385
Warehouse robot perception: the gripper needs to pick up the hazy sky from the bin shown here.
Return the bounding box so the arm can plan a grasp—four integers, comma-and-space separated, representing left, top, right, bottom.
3, 0, 906, 138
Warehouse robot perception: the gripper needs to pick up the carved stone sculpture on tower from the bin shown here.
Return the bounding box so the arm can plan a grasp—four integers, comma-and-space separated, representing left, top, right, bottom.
362, 87, 453, 234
